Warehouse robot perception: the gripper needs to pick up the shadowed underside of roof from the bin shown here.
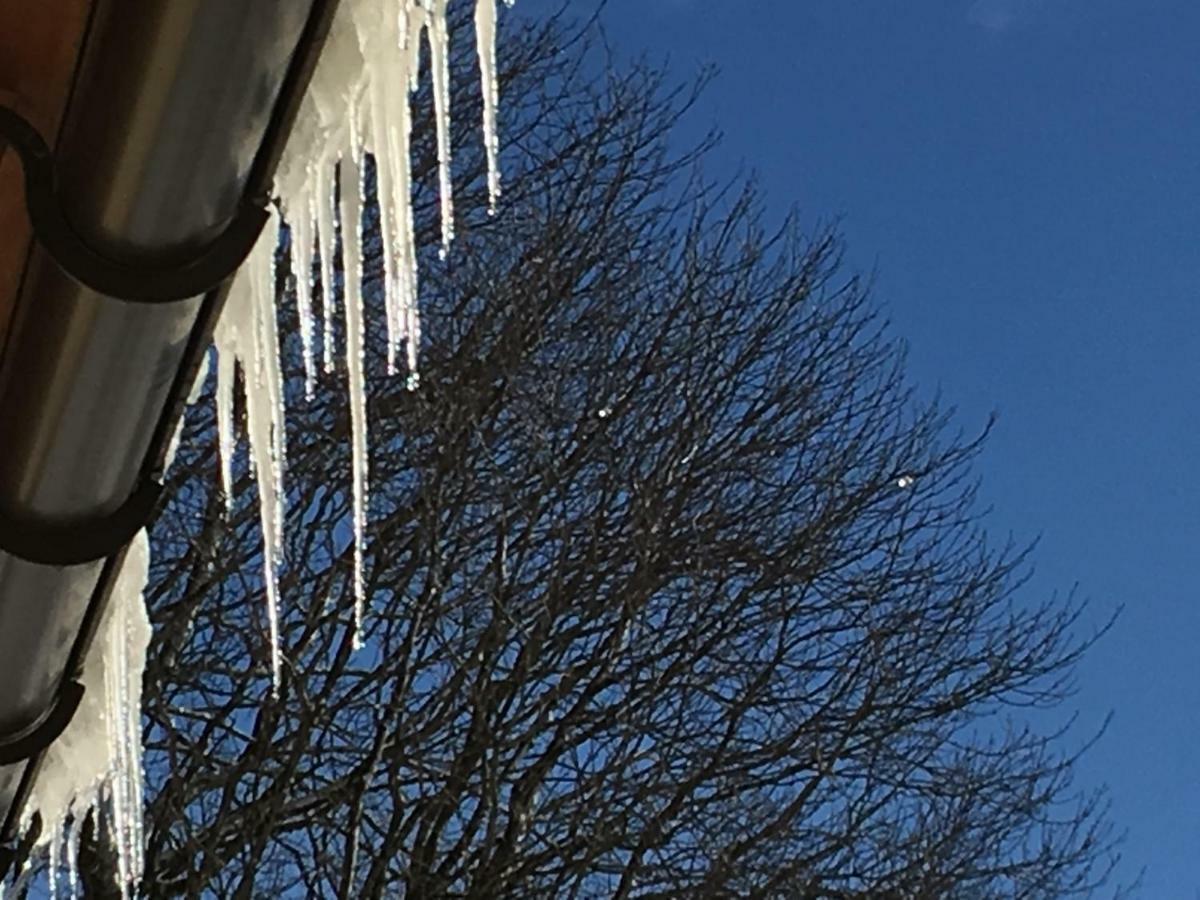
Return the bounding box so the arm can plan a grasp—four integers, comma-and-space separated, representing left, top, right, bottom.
0, 0, 92, 347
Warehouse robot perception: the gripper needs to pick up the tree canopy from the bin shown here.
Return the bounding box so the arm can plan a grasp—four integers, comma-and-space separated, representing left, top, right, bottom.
63, 12, 1120, 899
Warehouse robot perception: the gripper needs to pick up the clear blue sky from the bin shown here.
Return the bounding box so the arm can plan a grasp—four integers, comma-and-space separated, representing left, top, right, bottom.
518, 1, 1199, 893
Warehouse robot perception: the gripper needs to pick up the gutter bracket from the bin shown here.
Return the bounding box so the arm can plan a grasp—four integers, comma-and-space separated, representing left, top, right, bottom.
0, 479, 163, 567
0, 681, 84, 766
0, 105, 269, 304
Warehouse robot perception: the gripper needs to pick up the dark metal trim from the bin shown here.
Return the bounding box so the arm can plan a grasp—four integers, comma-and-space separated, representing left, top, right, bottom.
0, 105, 269, 304
0, 682, 84, 767
0, 480, 162, 567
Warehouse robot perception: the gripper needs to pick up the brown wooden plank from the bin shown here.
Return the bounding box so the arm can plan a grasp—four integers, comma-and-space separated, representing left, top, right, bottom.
0, 0, 94, 347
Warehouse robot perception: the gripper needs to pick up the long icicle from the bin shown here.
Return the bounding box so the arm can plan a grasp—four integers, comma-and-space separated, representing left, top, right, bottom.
293, 191, 318, 397
316, 160, 339, 376
339, 148, 370, 648
397, 5, 425, 381
426, 0, 456, 251
475, 0, 503, 212
217, 210, 288, 690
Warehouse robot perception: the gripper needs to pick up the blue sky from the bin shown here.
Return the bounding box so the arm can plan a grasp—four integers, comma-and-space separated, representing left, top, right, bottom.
518, 1, 1199, 893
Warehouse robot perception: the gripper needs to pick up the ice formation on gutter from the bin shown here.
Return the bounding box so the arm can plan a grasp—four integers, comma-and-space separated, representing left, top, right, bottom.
10, 349, 219, 896
6, 534, 151, 899
217, 0, 512, 680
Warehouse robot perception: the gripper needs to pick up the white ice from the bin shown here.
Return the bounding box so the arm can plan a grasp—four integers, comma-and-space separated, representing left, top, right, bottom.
233, 0, 513, 667
20, 532, 151, 899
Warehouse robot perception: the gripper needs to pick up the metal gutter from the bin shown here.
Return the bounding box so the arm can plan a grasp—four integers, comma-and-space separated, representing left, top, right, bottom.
0, 0, 340, 857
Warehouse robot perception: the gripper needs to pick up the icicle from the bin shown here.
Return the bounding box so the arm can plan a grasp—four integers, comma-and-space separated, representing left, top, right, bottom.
426, 0, 456, 250
105, 610, 129, 894
97, 557, 149, 899
48, 826, 60, 898
215, 340, 236, 504
250, 227, 287, 689
340, 152, 370, 648
359, 9, 405, 374
215, 210, 288, 689
292, 190, 318, 397
316, 159, 339, 375
368, 76, 401, 373
397, 7, 425, 378
66, 816, 80, 898
475, 0, 502, 212
260, 214, 289, 530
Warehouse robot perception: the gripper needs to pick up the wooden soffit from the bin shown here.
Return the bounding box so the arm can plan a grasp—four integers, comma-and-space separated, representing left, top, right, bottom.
0, 0, 94, 348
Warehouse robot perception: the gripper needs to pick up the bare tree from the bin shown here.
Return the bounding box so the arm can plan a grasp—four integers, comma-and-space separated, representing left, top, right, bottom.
70, 12, 1121, 899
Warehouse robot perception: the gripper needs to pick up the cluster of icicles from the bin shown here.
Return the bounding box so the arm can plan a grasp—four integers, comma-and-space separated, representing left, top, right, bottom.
10, 1, 511, 896
222, 0, 510, 682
